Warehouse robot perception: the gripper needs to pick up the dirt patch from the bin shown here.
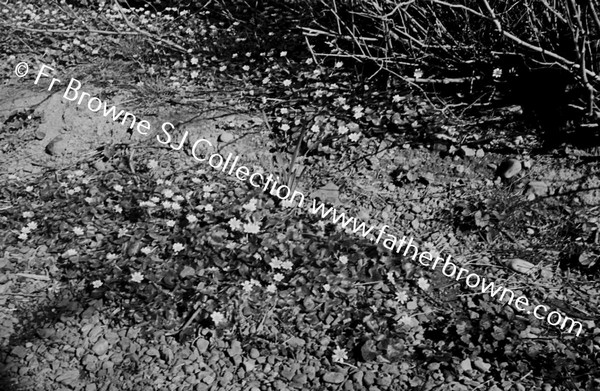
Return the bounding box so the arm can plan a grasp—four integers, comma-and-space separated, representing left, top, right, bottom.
0, 82, 274, 182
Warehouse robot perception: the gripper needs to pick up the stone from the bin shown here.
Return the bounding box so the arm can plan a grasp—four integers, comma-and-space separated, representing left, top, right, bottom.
218, 132, 234, 143
526, 181, 549, 196
227, 340, 242, 357
243, 359, 256, 372
11, 346, 28, 358
363, 371, 376, 386
92, 339, 109, 356
35, 129, 46, 140
55, 369, 80, 385
304, 365, 316, 380
377, 376, 392, 387
496, 158, 522, 179
292, 373, 307, 385
195, 338, 209, 354
45, 135, 68, 156
281, 366, 295, 381
352, 370, 364, 384
249, 348, 260, 359
219, 371, 234, 386
323, 372, 346, 384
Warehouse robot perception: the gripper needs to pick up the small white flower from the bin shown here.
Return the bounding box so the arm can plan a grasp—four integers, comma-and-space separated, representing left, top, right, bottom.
413, 68, 423, 78
114, 184, 123, 192
211, 311, 225, 325
22, 211, 34, 218
205, 204, 214, 212
18, 233, 27, 240
250, 279, 261, 287
492, 68, 502, 79
171, 203, 181, 211
334, 97, 346, 106
73, 227, 84, 236
107, 253, 118, 261
323, 284, 331, 292
392, 94, 402, 103
219, 65, 227, 72
64, 249, 78, 257
118, 228, 128, 238
243, 199, 257, 212
242, 65, 250, 71
283, 79, 292, 87
348, 133, 361, 142
92, 280, 103, 288
269, 258, 282, 269
228, 218, 242, 231
280, 51, 287, 57
173, 243, 185, 253
187, 214, 198, 223
130, 271, 144, 283
339, 255, 348, 265
273, 273, 284, 282
266, 284, 277, 293
281, 261, 293, 270
21, 227, 31, 234
280, 108, 289, 115
395, 291, 408, 304
25, 186, 33, 192
332, 346, 348, 363
150, 196, 160, 203
243, 222, 260, 234
166, 220, 176, 227
147, 160, 158, 169
338, 125, 348, 134
162, 201, 172, 209
334, 61, 343, 68
191, 57, 199, 65
241, 280, 255, 293
162, 189, 174, 198
281, 124, 290, 131
114, 205, 122, 213
417, 277, 430, 291
310, 124, 320, 133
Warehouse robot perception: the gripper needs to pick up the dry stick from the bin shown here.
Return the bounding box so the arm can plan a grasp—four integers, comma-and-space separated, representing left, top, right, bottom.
539, 0, 568, 24
569, 0, 596, 115
479, 0, 600, 82
331, 0, 342, 35
14, 273, 51, 281
304, 35, 320, 66
589, 0, 600, 39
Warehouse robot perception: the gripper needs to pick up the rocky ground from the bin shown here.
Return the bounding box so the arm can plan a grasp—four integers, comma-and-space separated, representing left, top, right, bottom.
1, 1, 600, 390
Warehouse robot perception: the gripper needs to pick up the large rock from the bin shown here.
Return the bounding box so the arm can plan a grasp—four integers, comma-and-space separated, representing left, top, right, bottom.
496, 158, 522, 179
45, 135, 68, 156
323, 372, 346, 384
